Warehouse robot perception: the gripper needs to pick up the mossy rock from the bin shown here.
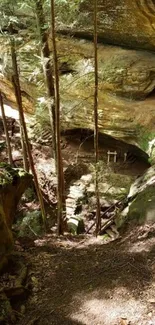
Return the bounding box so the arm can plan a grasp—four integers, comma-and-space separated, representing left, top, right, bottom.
115, 206, 129, 229
128, 185, 155, 225
0, 163, 32, 227
67, 216, 85, 235
17, 210, 44, 238
58, 0, 155, 51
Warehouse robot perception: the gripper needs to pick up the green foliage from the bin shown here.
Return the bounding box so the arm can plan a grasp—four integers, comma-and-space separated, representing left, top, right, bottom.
136, 125, 155, 152
0, 163, 29, 186
53, 0, 85, 26
35, 99, 50, 127
67, 215, 85, 235
0, 0, 29, 33
16, 210, 44, 237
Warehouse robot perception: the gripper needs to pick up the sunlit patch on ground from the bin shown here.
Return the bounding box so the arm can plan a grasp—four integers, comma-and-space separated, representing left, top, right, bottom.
70, 289, 148, 325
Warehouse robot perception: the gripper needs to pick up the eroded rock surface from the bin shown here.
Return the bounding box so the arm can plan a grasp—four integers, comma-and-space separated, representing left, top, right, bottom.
98, 51, 155, 100
1, 35, 155, 150
59, 0, 155, 51
0, 74, 34, 114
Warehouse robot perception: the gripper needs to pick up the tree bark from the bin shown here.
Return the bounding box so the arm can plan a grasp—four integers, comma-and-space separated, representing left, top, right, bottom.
94, 0, 101, 235
9, 35, 29, 172
9, 25, 29, 172
35, 0, 56, 160
10, 36, 47, 230
51, 0, 66, 235
0, 92, 13, 165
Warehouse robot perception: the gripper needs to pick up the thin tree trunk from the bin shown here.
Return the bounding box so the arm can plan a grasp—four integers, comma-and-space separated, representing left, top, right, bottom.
20, 125, 29, 171
94, 0, 101, 235
11, 46, 29, 171
51, 0, 66, 235
35, 0, 56, 160
0, 92, 13, 165
8, 24, 29, 171
10, 36, 47, 230
13, 87, 29, 171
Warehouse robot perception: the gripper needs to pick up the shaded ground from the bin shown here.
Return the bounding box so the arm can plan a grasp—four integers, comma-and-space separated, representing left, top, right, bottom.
15, 225, 155, 325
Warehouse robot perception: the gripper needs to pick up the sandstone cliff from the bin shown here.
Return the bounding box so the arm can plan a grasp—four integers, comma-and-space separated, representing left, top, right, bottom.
58, 0, 155, 51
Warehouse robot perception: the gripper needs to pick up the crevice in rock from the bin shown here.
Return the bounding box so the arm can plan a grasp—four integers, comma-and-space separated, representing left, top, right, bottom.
146, 86, 155, 99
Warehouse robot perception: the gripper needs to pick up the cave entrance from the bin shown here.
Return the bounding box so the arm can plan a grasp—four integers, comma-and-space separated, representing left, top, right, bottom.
61, 128, 150, 176
146, 87, 155, 99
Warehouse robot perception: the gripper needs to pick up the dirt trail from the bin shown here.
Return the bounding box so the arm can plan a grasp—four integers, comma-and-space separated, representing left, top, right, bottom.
17, 226, 155, 325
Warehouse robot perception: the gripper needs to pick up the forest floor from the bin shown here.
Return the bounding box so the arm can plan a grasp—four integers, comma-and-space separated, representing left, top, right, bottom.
16, 225, 155, 325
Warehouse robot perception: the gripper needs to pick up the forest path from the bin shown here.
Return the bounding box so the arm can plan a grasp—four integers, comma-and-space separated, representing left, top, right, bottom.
17, 226, 155, 325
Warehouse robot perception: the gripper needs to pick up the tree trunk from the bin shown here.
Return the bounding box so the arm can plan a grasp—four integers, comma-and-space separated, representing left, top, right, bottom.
51, 0, 66, 235
10, 41, 29, 172
10, 36, 47, 230
8, 26, 29, 172
20, 124, 29, 172
0, 92, 13, 165
94, 0, 101, 235
35, 0, 56, 160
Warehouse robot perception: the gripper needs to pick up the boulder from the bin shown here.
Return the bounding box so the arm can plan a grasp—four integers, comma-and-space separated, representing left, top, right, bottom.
0, 164, 32, 227
121, 165, 155, 225
16, 210, 43, 238
128, 184, 155, 224
67, 215, 85, 235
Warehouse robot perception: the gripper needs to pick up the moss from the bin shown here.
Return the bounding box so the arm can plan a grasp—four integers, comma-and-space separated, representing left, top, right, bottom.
0, 164, 29, 186
128, 185, 155, 224
136, 125, 155, 152
67, 216, 85, 235
16, 211, 44, 238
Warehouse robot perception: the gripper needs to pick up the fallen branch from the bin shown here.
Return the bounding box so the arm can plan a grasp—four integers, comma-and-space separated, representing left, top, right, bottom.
99, 214, 115, 234
86, 196, 126, 234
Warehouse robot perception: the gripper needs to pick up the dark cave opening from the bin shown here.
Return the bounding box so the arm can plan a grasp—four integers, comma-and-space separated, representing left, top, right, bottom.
146, 87, 155, 99
61, 128, 151, 176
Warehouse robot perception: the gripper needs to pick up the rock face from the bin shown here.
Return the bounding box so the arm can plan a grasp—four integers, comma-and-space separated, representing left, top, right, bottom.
0, 74, 34, 114
126, 165, 155, 224
0, 164, 32, 272
1, 35, 155, 152
98, 51, 155, 100
59, 0, 155, 51
52, 38, 155, 148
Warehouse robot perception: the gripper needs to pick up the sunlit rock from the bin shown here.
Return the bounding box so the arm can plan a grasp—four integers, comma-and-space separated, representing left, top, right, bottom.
59, 0, 155, 51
